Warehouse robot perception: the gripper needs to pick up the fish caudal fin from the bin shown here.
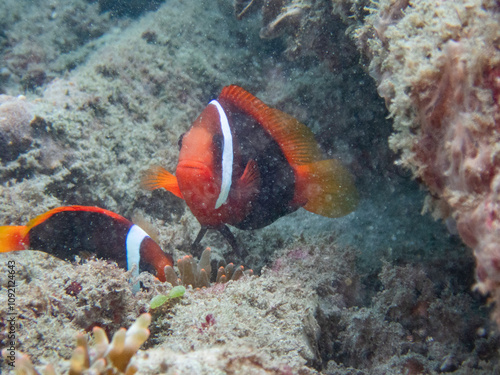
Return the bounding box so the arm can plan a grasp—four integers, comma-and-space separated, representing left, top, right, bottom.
141, 166, 183, 199
294, 160, 359, 218
0, 226, 29, 253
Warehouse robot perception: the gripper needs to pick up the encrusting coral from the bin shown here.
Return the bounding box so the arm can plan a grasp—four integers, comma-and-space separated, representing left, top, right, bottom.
2, 313, 151, 375
357, 0, 500, 322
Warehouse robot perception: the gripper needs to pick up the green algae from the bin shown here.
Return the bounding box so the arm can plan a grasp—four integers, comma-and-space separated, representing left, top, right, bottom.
149, 285, 186, 309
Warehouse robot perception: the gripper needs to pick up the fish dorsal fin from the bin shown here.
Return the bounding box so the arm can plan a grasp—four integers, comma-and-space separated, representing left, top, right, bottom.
141, 166, 184, 199
25, 206, 72, 231
26, 206, 131, 232
219, 85, 323, 166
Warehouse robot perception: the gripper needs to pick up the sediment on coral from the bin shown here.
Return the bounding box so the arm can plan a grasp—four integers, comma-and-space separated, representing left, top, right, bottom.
1, 238, 497, 373
0, 251, 146, 366
0, 0, 126, 94
356, 0, 500, 323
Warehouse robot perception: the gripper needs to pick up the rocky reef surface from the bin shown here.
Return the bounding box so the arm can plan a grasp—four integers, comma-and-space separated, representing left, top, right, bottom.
358, 0, 500, 328
0, 0, 499, 373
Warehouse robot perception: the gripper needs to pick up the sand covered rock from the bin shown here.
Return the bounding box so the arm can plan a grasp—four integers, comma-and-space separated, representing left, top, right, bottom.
2, 240, 499, 374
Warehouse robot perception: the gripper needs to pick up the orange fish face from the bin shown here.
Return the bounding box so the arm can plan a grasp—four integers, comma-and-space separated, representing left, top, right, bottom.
176, 125, 220, 209
176, 158, 221, 227
177, 106, 221, 173
175, 103, 255, 228
176, 105, 228, 227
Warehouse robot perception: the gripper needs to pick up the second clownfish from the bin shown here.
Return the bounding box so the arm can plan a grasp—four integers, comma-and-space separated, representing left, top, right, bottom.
0, 206, 173, 282
143, 85, 358, 251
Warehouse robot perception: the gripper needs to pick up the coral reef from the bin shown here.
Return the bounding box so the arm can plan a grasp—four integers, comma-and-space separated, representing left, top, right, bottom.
1, 0, 499, 373
3, 239, 498, 374
357, 0, 500, 322
0, 0, 114, 94
2, 313, 151, 375
0, 251, 145, 365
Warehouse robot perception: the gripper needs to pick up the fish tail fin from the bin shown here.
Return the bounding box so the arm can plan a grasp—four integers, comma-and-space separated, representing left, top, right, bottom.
0, 226, 29, 252
294, 159, 359, 218
141, 166, 184, 199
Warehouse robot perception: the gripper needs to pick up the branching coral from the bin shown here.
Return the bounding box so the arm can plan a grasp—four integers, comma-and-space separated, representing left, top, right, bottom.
2, 313, 151, 375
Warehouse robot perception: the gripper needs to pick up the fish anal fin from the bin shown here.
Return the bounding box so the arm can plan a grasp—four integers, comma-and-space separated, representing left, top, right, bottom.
236, 160, 260, 201
141, 166, 183, 199
294, 159, 359, 218
0, 226, 29, 252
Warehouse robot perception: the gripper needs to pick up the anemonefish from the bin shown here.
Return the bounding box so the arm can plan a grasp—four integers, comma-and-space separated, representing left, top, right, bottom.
0, 206, 173, 282
143, 85, 358, 251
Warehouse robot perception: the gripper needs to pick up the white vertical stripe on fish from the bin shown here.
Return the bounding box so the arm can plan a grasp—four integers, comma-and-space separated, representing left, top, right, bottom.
126, 224, 148, 292
210, 99, 233, 209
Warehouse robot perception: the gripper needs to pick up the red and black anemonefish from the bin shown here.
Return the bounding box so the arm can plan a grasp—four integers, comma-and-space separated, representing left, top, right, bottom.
142, 85, 359, 252
0, 206, 173, 283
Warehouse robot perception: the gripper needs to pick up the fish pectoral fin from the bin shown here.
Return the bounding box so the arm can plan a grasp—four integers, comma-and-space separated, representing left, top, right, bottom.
236, 160, 261, 200
294, 159, 359, 218
141, 166, 183, 199
0, 225, 29, 252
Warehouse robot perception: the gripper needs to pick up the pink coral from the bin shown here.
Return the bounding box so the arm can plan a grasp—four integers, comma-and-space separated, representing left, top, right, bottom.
409, 40, 500, 308
359, 0, 500, 323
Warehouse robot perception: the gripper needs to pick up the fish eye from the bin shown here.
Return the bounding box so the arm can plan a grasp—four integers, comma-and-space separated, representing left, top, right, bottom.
178, 133, 185, 150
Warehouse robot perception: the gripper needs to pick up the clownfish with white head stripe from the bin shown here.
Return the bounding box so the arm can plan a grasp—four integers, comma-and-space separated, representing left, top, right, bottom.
0, 206, 173, 283
143, 85, 358, 252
